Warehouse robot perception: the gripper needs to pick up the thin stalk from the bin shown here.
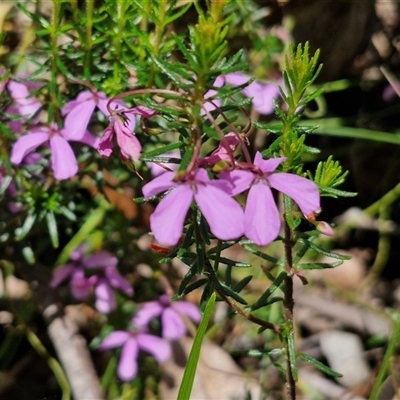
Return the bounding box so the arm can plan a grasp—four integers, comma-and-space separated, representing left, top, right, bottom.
283, 219, 296, 400
49, 0, 62, 122
369, 311, 400, 399
204, 261, 282, 335
84, 0, 94, 80
362, 205, 391, 287
26, 328, 71, 400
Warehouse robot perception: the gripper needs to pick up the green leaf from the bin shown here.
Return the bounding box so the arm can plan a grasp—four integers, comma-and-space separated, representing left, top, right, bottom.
15, 213, 37, 241
296, 260, 344, 270
22, 246, 35, 265
218, 281, 247, 304
286, 330, 298, 381
240, 241, 281, 265
296, 236, 351, 260
177, 262, 199, 296
177, 293, 216, 400
150, 54, 182, 84
319, 185, 357, 198
208, 256, 251, 268
165, 1, 193, 25
173, 278, 208, 300
172, 32, 197, 70
249, 271, 286, 311
55, 200, 110, 265
141, 142, 184, 159
299, 353, 342, 378
46, 211, 59, 249
232, 275, 253, 293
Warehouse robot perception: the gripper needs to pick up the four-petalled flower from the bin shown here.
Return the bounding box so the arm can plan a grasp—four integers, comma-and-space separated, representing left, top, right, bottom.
142, 168, 245, 246
50, 245, 133, 313
97, 327, 170, 381
133, 294, 202, 340
220, 151, 320, 246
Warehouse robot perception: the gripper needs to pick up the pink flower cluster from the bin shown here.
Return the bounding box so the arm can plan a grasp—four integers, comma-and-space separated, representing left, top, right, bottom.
4, 68, 153, 180
50, 245, 133, 314
143, 147, 320, 247
98, 294, 201, 381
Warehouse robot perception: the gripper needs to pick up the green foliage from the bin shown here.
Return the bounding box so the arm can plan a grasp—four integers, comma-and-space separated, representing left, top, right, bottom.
177, 293, 216, 400
310, 155, 357, 198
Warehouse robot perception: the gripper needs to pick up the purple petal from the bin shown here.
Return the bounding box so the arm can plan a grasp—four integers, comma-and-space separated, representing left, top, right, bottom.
70, 270, 91, 300
62, 92, 95, 115
142, 171, 176, 199
10, 131, 49, 164
133, 302, 164, 328
203, 132, 239, 165
161, 308, 187, 340
217, 170, 254, 196
105, 266, 133, 296
268, 173, 320, 216
114, 119, 141, 161
194, 184, 244, 241
224, 72, 251, 86
83, 251, 118, 269
150, 184, 193, 246
72, 129, 99, 148
70, 244, 86, 261
136, 334, 171, 362
254, 152, 286, 173
118, 338, 139, 381
96, 93, 111, 116
251, 83, 280, 115
49, 135, 78, 180
127, 105, 157, 119
63, 101, 96, 141
173, 301, 202, 323
8, 80, 41, 117
194, 168, 234, 194
50, 264, 75, 288
244, 182, 281, 246
97, 331, 130, 350
94, 279, 116, 313
98, 126, 114, 158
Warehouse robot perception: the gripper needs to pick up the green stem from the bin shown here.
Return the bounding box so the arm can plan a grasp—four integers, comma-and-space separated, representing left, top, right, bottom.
26, 328, 71, 400
84, 0, 94, 80
145, 0, 168, 87
363, 205, 391, 286
369, 312, 400, 400
49, 0, 62, 122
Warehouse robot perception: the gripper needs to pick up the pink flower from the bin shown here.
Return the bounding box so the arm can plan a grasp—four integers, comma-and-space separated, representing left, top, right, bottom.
7, 79, 42, 121
199, 132, 240, 169
98, 106, 156, 161
142, 168, 245, 246
62, 90, 110, 141
202, 75, 225, 114
220, 152, 320, 246
133, 294, 201, 340
224, 72, 281, 115
10, 123, 97, 180
50, 245, 133, 313
97, 328, 170, 381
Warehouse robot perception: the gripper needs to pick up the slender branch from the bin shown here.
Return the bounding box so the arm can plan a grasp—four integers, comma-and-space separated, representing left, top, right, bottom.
283, 219, 296, 400
204, 261, 282, 335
